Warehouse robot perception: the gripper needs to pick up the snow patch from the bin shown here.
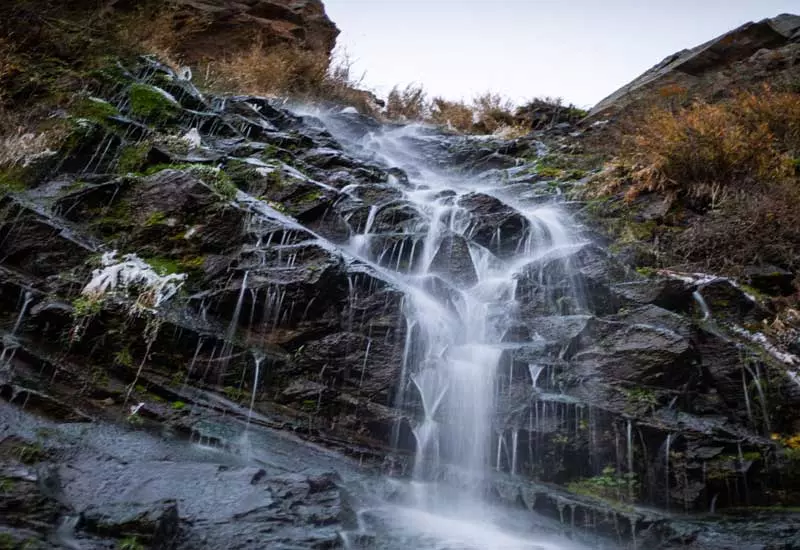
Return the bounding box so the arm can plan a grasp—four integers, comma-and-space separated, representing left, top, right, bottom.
82, 252, 186, 312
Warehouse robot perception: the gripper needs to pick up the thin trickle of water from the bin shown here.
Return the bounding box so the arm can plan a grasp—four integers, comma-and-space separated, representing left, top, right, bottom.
247, 352, 263, 428
529, 364, 545, 389
692, 290, 711, 321
511, 428, 519, 476
11, 290, 33, 336
664, 434, 672, 510
626, 420, 634, 502
709, 493, 719, 514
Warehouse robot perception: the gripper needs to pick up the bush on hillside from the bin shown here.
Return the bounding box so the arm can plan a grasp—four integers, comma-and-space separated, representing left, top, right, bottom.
385, 83, 428, 120
616, 86, 800, 205
594, 85, 800, 278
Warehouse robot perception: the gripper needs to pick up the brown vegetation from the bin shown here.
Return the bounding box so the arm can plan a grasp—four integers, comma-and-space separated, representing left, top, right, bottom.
381, 85, 584, 136
593, 86, 800, 278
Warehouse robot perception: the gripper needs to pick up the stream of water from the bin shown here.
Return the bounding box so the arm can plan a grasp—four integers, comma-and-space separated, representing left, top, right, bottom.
306, 113, 591, 549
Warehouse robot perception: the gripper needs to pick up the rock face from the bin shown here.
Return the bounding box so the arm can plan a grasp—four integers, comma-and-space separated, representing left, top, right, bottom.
590, 13, 800, 118
2, 53, 800, 549
168, 0, 340, 62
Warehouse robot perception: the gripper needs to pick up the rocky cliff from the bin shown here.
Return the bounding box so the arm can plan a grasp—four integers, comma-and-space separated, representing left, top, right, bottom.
590, 13, 800, 118
1, 6, 800, 550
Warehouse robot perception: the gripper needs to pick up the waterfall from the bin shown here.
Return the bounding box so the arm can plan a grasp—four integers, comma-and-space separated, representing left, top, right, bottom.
308, 113, 588, 549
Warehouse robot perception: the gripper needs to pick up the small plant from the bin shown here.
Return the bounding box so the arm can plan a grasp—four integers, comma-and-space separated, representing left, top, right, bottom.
567, 466, 638, 504
16, 442, 45, 464
114, 347, 134, 368
118, 536, 145, 550
72, 294, 104, 318
0, 477, 14, 494
117, 142, 151, 174
171, 400, 186, 410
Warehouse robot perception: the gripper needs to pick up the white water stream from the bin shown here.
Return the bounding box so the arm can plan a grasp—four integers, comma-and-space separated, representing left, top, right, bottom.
307, 114, 590, 549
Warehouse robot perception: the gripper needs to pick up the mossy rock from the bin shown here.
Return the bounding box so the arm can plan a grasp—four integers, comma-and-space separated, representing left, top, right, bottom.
128, 83, 180, 124
71, 97, 120, 124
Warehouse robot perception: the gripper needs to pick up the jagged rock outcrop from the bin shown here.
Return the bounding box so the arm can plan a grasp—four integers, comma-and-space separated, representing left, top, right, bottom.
166, 0, 340, 62
1, 36, 800, 550
590, 13, 800, 118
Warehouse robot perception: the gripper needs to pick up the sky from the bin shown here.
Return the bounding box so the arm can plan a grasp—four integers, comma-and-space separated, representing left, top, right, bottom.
323, 0, 799, 108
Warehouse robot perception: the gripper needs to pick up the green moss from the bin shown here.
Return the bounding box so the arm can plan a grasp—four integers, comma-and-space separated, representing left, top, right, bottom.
297, 190, 323, 203
301, 399, 318, 411
225, 161, 262, 189
267, 200, 287, 213
143, 163, 237, 201
171, 401, 187, 410
620, 220, 657, 243
129, 83, 179, 123
117, 142, 151, 174
535, 166, 562, 179
178, 255, 206, 272
636, 266, 657, 277
114, 347, 134, 368
560, 169, 587, 181
622, 387, 658, 414
72, 97, 119, 123
0, 166, 29, 194
144, 211, 167, 226
72, 295, 104, 317
145, 257, 181, 276
0, 477, 14, 494
15, 442, 45, 464
566, 466, 637, 507
0, 533, 16, 550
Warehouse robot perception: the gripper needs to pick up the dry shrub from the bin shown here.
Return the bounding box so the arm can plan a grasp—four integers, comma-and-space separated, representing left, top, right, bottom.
673, 181, 800, 273
386, 84, 427, 120
621, 86, 800, 204
208, 43, 328, 96
0, 129, 54, 167
472, 92, 516, 133
429, 97, 474, 132
114, 4, 210, 70
204, 44, 375, 112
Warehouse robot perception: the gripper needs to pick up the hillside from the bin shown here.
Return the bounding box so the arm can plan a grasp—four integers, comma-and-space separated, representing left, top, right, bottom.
0, 4, 799, 550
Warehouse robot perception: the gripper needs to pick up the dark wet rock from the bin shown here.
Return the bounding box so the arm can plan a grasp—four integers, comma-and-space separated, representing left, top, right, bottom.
569, 318, 694, 387
429, 234, 477, 288
743, 264, 796, 296
458, 192, 530, 257
610, 277, 696, 313
696, 279, 772, 324
81, 500, 180, 549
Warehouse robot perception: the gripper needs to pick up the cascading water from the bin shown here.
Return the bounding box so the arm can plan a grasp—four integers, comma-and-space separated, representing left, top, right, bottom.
307, 114, 591, 549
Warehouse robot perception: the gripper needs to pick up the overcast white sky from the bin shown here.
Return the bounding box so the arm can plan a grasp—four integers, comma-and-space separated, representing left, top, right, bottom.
324, 0, 798, 108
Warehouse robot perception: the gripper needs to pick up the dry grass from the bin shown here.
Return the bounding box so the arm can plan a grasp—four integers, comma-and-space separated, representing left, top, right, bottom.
202, 44, 376, 112
429, 97, 474, 131
593, 86, 800, 281
385, 84, 427, 120
113, 4, 208, 71
614, 86, 800, 205
472, 92, 516, 133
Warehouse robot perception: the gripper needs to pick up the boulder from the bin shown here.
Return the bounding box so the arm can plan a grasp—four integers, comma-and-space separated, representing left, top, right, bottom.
429, 234, 478, 288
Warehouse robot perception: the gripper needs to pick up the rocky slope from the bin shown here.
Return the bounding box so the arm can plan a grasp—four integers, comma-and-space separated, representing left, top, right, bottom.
2, 7, 800, 550
589, 13, 800, 119
0, 55, 798, 549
